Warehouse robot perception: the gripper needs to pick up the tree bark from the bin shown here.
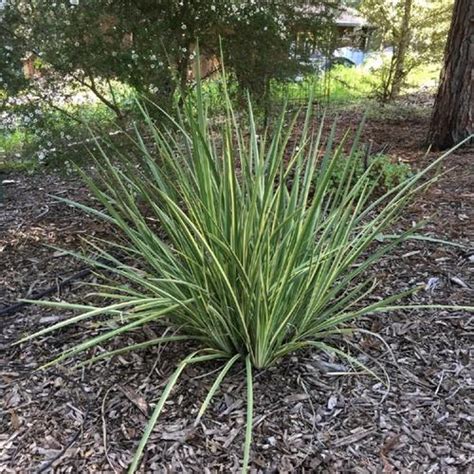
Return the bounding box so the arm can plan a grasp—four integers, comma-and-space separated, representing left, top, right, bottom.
390, 0, 413, 100
428, 0, 474, 150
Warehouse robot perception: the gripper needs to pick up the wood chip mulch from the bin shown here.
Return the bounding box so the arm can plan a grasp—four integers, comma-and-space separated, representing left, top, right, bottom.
1, 110, 473, 473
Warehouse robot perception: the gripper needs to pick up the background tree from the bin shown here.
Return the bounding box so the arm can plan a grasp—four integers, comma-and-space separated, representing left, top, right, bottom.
0, 0, 228, 116
0, 0, 333, 118
0, 8, 28, 100
222, 2, 333, 113
389, 0, 412, 99
360, 0, 453, 101
428, 0, 474, 149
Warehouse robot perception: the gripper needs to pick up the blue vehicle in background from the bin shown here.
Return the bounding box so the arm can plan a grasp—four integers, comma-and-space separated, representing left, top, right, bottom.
294, 46, 392, 81
333, 47, 366, 67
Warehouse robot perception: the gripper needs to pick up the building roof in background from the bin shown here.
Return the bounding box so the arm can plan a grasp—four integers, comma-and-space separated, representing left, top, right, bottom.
299, 4, 370, 28
336, 7, 370, 28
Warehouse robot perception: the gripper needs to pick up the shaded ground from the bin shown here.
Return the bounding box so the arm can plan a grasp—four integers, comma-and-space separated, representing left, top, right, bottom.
1, 107, 473, 473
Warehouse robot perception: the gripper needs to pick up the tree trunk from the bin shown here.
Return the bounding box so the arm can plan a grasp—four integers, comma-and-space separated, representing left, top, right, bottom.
390, 0, 413, 100
428, 0, 474, 150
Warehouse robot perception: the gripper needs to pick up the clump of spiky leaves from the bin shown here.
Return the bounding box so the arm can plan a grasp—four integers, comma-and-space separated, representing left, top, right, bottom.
19, 72, 472, 472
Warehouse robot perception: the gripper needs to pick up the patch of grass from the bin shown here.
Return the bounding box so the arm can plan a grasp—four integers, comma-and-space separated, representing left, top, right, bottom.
0, 159, 37, 172
270, 61, 442, 109
270, 65, 379, 106
326, 65, 378, 103
0, 129, 32, 155
405, 63, 441, 92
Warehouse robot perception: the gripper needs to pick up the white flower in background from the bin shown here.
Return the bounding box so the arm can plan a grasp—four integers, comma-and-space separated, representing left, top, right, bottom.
210, 5, 216, 11
70, 0, 79, 5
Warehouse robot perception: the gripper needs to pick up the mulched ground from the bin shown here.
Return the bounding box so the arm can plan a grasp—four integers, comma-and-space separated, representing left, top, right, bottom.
1, 105, 473, 473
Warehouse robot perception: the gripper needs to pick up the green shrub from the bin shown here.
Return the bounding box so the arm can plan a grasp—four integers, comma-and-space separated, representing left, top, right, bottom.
20, 75, 472, 472
0, 91, 132, 165
328, 151, 412, 195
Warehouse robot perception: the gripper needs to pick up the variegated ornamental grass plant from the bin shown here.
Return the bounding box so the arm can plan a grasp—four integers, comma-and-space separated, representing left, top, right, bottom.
20, 74, 473, 472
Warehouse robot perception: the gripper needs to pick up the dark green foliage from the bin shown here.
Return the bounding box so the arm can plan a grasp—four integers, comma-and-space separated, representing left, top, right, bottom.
0, 0, 334, 114
328, 151, 412, 195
